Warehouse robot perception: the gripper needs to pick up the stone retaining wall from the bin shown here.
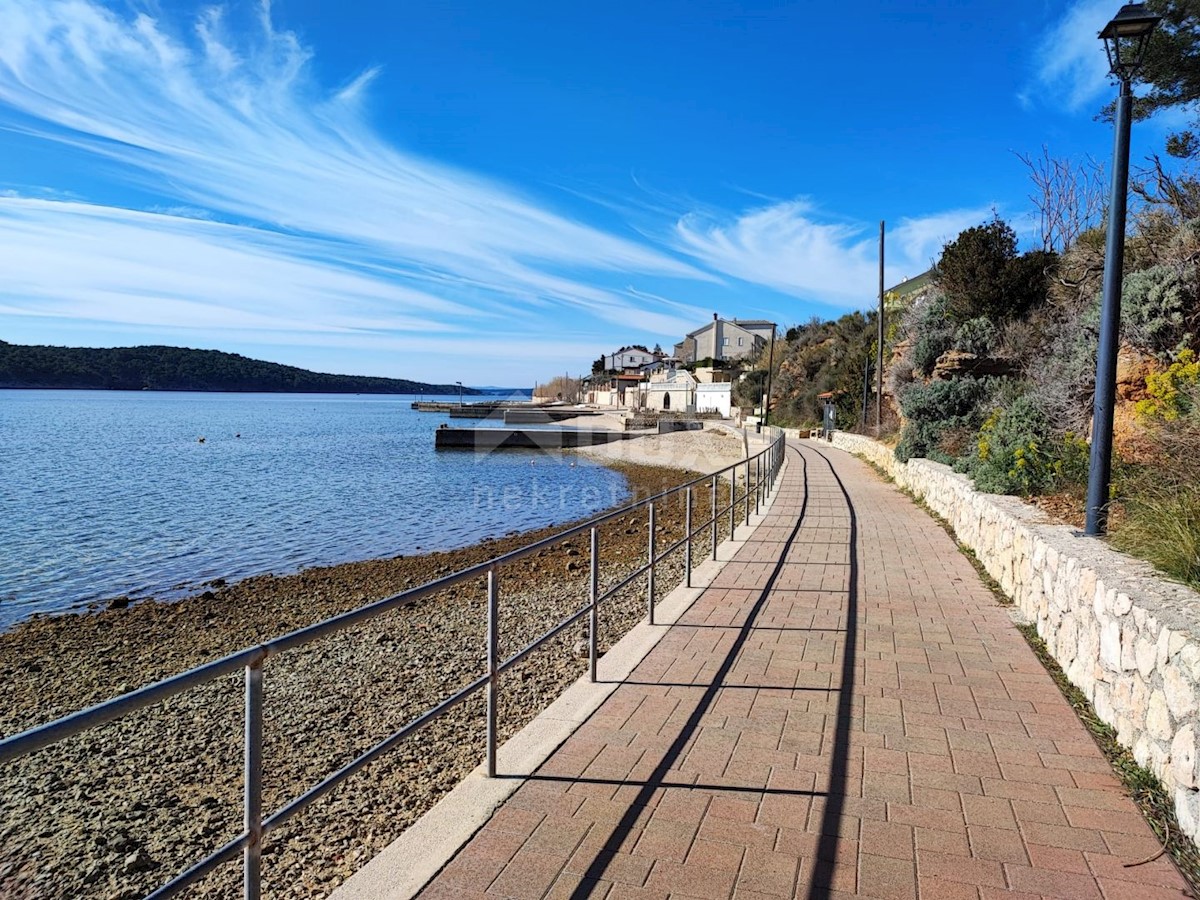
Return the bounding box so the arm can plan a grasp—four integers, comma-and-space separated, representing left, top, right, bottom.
825, 430, 1200, 846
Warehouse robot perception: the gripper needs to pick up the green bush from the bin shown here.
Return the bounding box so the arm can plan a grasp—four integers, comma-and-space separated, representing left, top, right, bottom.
912, 333, 952, 378
1120, 264, 1199, 358
956, 390, 1093, 497
909, 292, 954, 377
953, 317, 998, 355
1137, 348, 1200, 421
962, 395, 1050, 494
933, 218, 1055, 323
895, 377, 994, 464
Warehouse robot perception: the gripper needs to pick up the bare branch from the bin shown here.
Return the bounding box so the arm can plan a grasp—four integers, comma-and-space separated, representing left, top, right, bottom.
1015, 145, 1106, 253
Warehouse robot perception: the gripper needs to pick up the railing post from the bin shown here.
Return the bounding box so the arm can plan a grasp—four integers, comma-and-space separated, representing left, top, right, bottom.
684, 486, 693, 588
710, 476, 718, 561
486, 565, 499, 777
647, 501, 656, 626
729, 469, 737, 541
244, 659, 264, 900
744, 460, 751, 527
589, 527, 598, 683
755, 455, 761, 515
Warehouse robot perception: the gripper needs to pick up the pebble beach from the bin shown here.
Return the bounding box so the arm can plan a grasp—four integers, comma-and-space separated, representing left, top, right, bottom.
0, 431, 749, 899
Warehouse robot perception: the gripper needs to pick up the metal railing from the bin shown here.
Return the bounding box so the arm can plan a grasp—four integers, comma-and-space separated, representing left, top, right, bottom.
0, 429, 786, 900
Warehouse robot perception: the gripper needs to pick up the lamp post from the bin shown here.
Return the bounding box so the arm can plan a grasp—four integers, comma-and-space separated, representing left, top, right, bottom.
763, 324, 776, 428
456, 380, 463, 407
1086, 3, 1161, 536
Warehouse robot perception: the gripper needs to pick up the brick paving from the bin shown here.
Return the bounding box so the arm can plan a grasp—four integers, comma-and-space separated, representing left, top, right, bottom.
419, 441, 1191, 900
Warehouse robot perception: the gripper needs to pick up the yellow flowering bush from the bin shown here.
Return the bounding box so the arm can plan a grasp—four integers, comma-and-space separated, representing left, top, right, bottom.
958, 395, 1088, 497
1136, 349, 1200, 422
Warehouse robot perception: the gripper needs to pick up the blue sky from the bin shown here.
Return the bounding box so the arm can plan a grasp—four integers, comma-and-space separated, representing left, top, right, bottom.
0, 0, 1183, 385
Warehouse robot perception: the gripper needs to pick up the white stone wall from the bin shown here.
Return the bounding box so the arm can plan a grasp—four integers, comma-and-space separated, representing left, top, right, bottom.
827, 430, 1200, 846
696, 383, 731, 416
643, 384, 691, 412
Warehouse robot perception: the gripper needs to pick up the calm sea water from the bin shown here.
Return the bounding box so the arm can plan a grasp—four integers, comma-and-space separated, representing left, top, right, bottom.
0, 391, 629, 630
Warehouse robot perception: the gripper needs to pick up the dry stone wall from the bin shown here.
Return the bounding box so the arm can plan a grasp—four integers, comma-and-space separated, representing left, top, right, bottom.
824, 430, 1200, 847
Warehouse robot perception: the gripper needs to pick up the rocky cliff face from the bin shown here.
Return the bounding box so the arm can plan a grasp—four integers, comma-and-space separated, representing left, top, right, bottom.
931, 350, 1019, 380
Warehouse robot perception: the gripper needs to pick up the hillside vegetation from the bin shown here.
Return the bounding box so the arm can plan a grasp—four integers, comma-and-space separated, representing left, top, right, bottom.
738, 159, 1200, 591
0, 341, 478, 395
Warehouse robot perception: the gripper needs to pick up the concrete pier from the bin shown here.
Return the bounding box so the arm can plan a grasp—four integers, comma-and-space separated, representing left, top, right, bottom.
434, 427, 641, 451
504, 409, 600, 424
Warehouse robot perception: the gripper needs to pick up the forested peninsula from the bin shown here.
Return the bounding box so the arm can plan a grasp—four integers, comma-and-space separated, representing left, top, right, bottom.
0, 340, 480, 394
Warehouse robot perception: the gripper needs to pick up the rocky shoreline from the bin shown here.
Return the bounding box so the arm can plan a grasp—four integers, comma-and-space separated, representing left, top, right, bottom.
0, 459, 734, 899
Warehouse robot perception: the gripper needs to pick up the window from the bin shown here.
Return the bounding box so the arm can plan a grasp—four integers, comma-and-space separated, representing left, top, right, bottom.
722, 337, 729, 346
738, 337, 744, 346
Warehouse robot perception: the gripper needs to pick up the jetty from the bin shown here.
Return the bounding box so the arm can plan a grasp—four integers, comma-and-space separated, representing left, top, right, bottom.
410, 400, 512, 412
433, 426, 640, 450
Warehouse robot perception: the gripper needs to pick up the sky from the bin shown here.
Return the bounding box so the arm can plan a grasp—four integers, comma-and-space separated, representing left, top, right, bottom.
0, 0, 1186, 386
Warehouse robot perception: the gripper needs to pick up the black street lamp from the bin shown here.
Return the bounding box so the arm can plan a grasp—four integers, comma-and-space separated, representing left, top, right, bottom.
1086, 3, 1162, 536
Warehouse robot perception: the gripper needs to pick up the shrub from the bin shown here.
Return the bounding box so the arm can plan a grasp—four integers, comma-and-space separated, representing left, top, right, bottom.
998, 315, 1044, 363
935, 218, 1015, 319
1120, 264, 1199, 358
953, 317, 998, 355
912, 333, 952, 378
1137, 348, 1200, 421
1110, 352, 1200, 589
958, 393, 1089, 496
1051, 431, 1092, 488
1003, 249, 1056, 319
895, 377, 994, 464
1027, 306, 1100, 434
934, 218, 1055, 323
907, 291, 954, 377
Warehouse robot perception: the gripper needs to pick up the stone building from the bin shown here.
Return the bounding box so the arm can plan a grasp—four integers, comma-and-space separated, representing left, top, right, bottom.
673, 315, 775, 364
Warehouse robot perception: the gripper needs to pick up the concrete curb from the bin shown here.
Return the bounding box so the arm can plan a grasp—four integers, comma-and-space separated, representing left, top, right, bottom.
332, 459, 788, 899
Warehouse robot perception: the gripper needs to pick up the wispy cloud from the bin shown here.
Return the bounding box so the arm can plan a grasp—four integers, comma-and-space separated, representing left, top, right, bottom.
1027, 0, 1116, 112
0, 0, 711, 355
672, 200, 991, 304
0, 0, 1007, 380
0, 198, 468, 333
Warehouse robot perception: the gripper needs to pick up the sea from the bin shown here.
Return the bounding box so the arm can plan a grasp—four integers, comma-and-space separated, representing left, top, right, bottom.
0, 390, 630, 631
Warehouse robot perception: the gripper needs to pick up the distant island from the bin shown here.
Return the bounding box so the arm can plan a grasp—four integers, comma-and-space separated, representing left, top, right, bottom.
0, 340, 484, 395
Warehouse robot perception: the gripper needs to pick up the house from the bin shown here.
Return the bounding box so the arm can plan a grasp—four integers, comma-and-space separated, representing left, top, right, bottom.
641, 368, 697, 412
884, 269, 934, 312
673, 315, 776, 364
604, 346, 657, 372
586, 372, 643, 407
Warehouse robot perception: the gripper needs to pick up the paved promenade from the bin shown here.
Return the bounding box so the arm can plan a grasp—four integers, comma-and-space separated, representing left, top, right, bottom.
420, 441, 1190, 900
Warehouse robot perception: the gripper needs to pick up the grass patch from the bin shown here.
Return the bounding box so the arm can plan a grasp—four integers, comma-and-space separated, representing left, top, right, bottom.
1110, 476, 1200, 592
850, 448, 1200, 892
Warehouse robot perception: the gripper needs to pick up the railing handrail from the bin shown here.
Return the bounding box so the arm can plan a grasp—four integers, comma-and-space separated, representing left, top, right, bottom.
1, 426, 787, 899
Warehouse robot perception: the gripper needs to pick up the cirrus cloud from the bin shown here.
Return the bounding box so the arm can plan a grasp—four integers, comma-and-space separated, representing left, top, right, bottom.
673, 199, 992, 305
0, 0, 713, 374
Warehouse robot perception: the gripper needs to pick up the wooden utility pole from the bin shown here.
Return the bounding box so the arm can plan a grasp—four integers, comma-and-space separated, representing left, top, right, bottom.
876, 221, 885, 432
